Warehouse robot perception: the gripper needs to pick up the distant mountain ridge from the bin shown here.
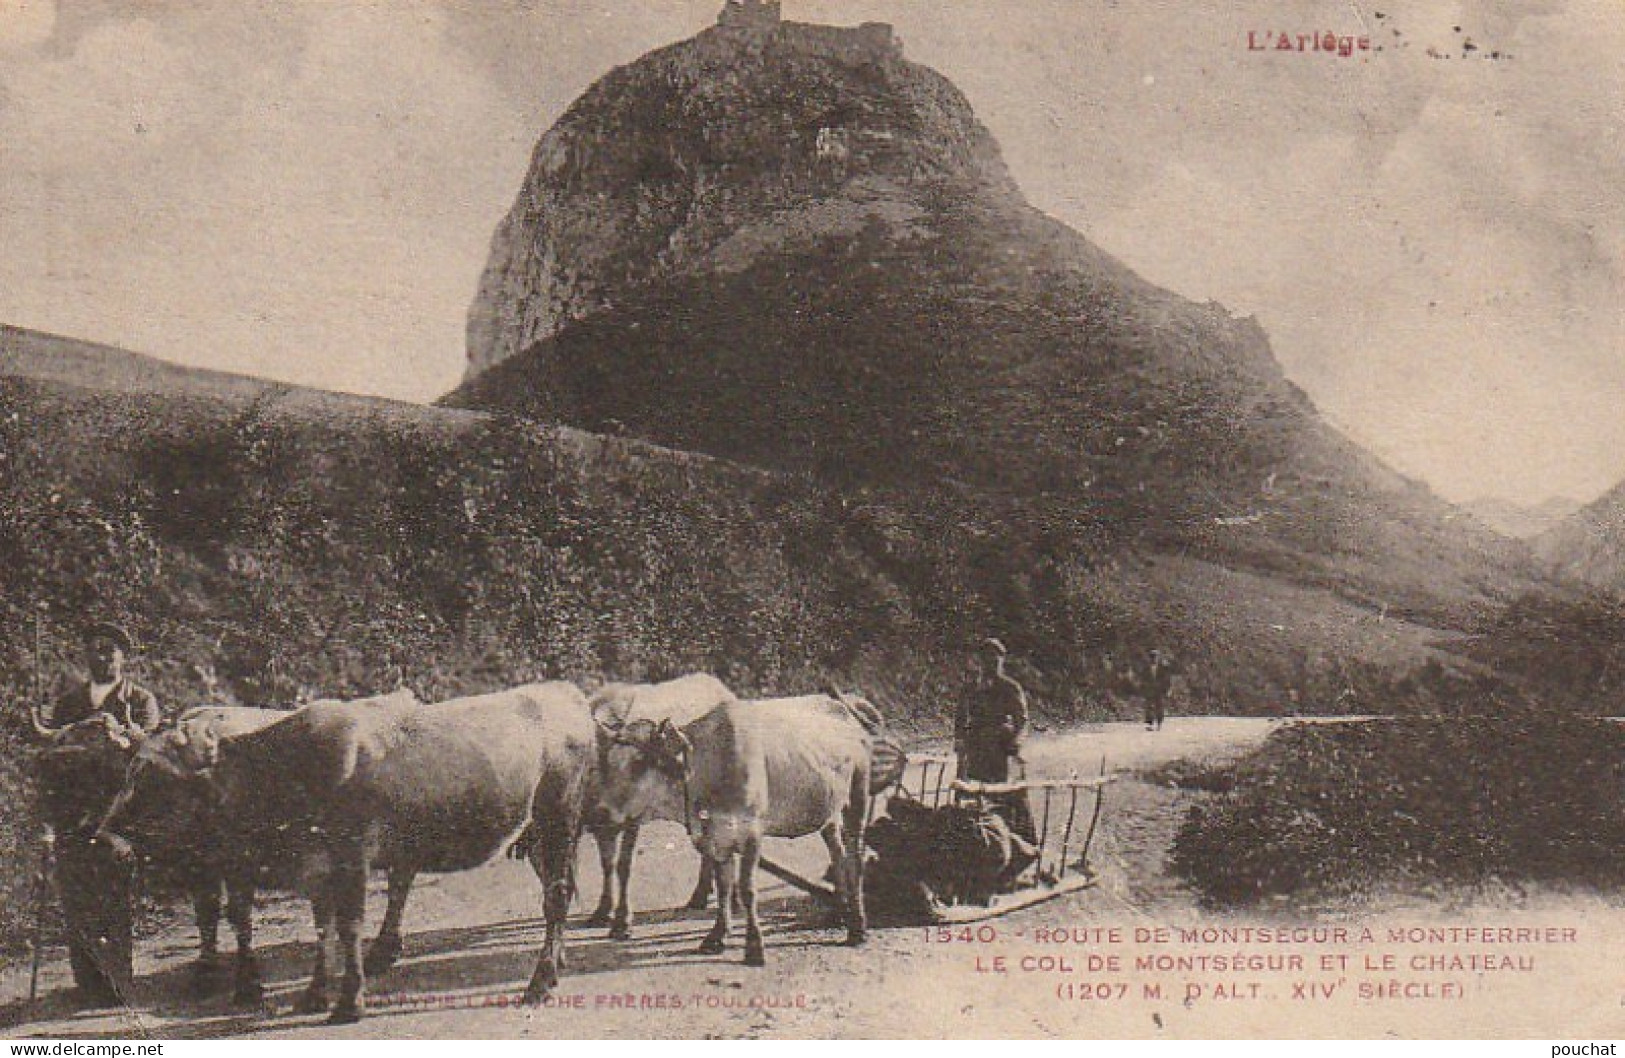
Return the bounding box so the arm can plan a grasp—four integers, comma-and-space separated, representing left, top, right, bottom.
2, 324, 274, 398
1462, 495, 1582, 540
0, 323, 443, 423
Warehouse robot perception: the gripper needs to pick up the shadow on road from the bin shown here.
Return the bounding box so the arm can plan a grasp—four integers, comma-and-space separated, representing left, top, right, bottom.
5, 892, 852, 1039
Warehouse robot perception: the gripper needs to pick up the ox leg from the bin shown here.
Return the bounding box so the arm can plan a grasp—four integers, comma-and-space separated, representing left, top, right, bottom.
193, 877, 223, 965
820, 823, 850, 919
586, 824, 618, 928
698, 855, 734, 956
364, 866, 414, 976
688, 858, 741, 915
189, 871, 226, 991
225, 869, 263, 1007
523, 822, 580, 1004
740, 839, 765, 967
609, 823, 639, 940
328, 841, 369, 1025
842, 777, 870, 947
298, 885, 336, 1015
188, 873, 225, 996
686, 858, 713, 911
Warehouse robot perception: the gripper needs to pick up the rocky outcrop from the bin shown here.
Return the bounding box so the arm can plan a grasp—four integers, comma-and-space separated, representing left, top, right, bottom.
455, 9, 1547, 636
465, 16, 1013, 379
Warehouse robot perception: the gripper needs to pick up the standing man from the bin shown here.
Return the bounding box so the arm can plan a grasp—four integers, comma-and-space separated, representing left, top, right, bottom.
955, 638, 1037, 848
35, 621, 160, 1007
1143, 647, 1175, 732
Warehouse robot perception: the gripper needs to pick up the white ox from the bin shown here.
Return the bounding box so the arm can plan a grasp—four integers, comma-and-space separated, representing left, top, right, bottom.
586, 674, 737, 938
188, 684, 596, 1023
633, 694, 903, 966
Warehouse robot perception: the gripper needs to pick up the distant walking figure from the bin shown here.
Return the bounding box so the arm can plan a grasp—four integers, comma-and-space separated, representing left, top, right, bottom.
1144, 647, 1175, 731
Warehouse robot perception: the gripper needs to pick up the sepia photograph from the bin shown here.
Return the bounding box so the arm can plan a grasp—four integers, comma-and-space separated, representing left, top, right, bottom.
1, 0, 1622, 1042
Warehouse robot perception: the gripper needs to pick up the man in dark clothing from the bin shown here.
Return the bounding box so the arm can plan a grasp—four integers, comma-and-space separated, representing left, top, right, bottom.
1143, 647, 1175, 731
955, 638, 1038, 856
39, 623, 160, 737
35, 622, 160, 1007
955, 644, 1026, 783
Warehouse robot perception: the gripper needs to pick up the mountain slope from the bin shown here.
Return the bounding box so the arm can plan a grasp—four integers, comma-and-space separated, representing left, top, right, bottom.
1536, 482, 1625, 592
449, 14, 1549, 644
0, 328, 949, 711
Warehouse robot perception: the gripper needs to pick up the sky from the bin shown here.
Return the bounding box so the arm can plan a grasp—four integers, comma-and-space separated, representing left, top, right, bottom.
1, 0, 1621, 505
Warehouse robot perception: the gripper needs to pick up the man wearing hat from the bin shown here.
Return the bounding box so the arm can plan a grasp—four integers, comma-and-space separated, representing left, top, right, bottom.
955, 638, 1038, 852
36, 621, 160, 1006
39, 622, 159, 739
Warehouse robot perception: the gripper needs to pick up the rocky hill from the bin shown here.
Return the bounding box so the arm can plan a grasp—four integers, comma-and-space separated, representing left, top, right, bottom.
464, 14, 1007, 380
450, 9, 1553, 681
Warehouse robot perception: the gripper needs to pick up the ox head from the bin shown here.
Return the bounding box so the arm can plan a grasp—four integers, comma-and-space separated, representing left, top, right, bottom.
92, 712, 225, 862
596, 717, 692, 823
35, 716, 144, 838
182, 718, 258, 819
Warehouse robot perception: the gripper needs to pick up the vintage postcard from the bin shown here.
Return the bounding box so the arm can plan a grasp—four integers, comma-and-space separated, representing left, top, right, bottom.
1, 0, 1622, 1042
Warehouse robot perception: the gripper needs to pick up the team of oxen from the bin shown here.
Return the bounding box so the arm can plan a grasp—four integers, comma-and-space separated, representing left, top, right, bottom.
85, 675, 908, 1024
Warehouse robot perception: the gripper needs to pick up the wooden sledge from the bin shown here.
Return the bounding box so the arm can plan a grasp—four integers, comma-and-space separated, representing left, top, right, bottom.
753, 849, 1100, 922
926, 868, 1100, 923
752, 758, 1118, 923
757, 854, 839, 902
913, 757, 1116, 924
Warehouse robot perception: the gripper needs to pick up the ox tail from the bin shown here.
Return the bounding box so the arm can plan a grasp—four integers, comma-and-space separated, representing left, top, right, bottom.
829, 689, 907, 793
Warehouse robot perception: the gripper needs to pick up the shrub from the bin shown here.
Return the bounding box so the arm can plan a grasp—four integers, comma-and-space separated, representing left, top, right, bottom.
1170, 716, 1625, 906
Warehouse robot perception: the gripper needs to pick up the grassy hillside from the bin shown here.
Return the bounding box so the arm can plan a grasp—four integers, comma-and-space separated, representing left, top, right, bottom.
451, 204, 1546, 638
0, 372, 940, 952
0, 332, 1538, 952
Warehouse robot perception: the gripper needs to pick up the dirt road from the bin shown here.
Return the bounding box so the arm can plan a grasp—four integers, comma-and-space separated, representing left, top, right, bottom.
4, 717, 1622, 1040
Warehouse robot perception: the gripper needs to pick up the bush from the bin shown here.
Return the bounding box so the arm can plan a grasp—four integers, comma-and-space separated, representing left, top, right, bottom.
1169, 716, 1625, 906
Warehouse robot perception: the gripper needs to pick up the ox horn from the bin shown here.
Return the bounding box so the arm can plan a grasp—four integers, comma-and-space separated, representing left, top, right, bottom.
29, 612, 49, 738
27, 702, 54, 740
654, 718, 691, 757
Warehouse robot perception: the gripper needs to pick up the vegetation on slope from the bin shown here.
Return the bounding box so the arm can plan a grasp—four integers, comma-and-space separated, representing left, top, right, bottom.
1169, 716, 1625, 907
